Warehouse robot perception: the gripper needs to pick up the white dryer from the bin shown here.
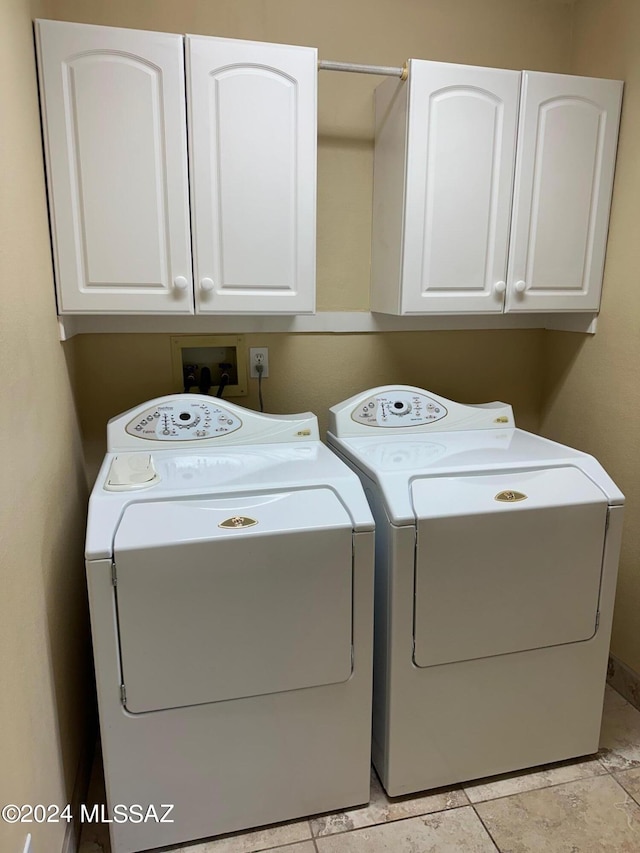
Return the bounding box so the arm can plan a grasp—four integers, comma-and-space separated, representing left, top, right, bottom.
327, 385, 624, 797
85, 395, 375, 853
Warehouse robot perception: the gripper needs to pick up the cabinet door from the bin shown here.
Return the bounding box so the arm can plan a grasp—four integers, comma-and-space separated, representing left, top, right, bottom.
187, 36, 317, 314
401, 61, 520, 314
506, 71, 623, 313
36, 20, 193, 314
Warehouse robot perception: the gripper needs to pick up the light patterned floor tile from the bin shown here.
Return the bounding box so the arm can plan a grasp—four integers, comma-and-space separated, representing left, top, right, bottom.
314, 807, 497, 852
612, 766, 640, 806
172, 820, 312, 853
598, 686, 640, 770
464, 756, 606, 803
173, 843, 315, 853
475, 774, 640, 852
310, 767, 468, 836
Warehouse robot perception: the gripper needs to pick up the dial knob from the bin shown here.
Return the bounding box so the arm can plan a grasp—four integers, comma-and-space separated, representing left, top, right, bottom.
390, 400, 410, 415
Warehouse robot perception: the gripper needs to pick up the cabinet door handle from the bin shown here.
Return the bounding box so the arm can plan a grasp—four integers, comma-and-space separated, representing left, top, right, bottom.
514, 280, 527, 293
173, 276, 189, 291
494, 281, 506, 295
200, 277, 215, 293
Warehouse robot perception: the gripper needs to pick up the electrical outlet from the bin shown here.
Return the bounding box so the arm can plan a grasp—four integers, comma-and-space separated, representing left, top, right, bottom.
22, 834, 32, 853
249, 347, 269, 379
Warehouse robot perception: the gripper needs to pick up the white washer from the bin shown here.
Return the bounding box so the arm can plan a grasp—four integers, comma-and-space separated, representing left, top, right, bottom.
327, 385, 624, 797
85, 395, 374, 853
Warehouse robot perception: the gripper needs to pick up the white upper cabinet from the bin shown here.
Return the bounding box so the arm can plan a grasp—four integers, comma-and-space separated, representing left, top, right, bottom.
506, 71, 623, 312
36, 22, 317, 316
187, 36, 317, 315
371, 61, 623, 316
36, 20, 193, 314
372, 60, 520, 315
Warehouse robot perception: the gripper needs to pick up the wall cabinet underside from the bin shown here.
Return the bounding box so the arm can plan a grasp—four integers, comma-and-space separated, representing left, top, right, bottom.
57, 311, 598, 340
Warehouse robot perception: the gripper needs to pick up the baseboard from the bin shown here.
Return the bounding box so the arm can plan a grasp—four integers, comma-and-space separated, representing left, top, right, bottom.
608, 654, 640, 712
61, 735, 97, 853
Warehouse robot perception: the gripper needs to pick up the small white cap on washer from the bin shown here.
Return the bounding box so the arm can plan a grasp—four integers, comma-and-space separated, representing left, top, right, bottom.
105, 453, 160, 491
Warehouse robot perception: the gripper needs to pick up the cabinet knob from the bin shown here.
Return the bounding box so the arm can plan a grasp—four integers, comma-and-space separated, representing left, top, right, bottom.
494, 281, 506, 295
515, 280, 527, 293
200, 277, 215, 293
173, 276, 189, 291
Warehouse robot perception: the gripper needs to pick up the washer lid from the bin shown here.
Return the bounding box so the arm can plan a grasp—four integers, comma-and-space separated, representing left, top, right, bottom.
113, 488, 354, 713
114, 487, 352, 551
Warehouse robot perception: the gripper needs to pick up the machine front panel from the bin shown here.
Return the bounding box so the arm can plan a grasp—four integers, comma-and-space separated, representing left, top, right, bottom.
114, 490, 353, 712
412, 468, 608, 667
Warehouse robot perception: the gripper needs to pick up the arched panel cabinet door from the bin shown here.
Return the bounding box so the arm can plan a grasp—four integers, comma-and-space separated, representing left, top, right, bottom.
506, 71, 623, 313
36, 20, 193, 314
187, 35, 317, 315
371, 59, 520, 315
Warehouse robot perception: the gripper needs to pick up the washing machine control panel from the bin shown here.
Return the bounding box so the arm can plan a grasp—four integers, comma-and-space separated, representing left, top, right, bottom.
351, 391, 448, 428
126, 400, 242, 441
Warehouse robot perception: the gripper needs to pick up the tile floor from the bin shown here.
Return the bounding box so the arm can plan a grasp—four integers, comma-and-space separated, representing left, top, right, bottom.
79, 686, 640, 853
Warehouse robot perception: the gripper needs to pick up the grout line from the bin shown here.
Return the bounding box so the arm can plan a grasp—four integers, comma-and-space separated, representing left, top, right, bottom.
249, 822, 315, 853
462, 752, 625, 802
470, 803, 502, 852
299, 803, 471, 841
464, 767, 613, 807
596, 754, 617, 775
608, 772, 640, 809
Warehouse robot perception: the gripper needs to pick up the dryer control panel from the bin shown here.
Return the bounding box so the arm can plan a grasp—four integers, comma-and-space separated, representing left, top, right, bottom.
126, 400, 242, 441
351, 390, 448, 428
329, 385, 514, 437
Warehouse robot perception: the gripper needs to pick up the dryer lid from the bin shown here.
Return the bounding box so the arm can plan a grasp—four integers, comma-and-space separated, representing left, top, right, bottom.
412, 467, 608, 668
411, 464, 607, 519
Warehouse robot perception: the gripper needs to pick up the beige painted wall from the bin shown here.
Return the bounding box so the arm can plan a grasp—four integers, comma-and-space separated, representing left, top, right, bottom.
541, 0, 640, 674
0, 1, 91, 851
44, 0, 576, 472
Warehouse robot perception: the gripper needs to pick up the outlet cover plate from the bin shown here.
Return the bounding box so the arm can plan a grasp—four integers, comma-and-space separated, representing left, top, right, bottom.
249, 347, 269, 378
